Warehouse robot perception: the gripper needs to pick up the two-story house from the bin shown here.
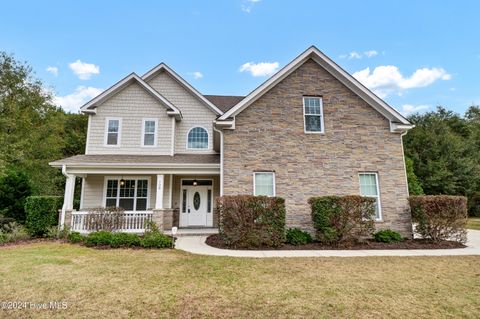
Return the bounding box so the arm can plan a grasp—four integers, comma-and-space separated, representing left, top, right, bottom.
50, 46, 414, 236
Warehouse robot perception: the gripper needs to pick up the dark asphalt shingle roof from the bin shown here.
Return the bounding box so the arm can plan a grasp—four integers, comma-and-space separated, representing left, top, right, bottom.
203, 95, 244, 113
50, 154, 220, 166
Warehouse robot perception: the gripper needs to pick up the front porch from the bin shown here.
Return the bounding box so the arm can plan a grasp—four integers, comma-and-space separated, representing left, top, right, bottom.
50, 154, 221, 234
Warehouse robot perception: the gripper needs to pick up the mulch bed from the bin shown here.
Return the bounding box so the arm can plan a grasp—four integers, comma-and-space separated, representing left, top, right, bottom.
206, 234, 466, 250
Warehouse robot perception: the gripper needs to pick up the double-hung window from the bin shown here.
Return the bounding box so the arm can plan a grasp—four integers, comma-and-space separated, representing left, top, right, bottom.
105, 178, 149, 211
254, 172, 275, 197
303, 97, 324, 133
359, 173, 382, 220
142, 119, 157, 146
105, 118, 121, 146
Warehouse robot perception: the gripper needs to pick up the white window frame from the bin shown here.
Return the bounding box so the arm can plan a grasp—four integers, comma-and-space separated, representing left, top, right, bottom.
253, 172, 276, 197
358, 172, 382, 221
141, 118, 158, 147
303, 96, 325, 134
102, 176, 151, 211
104, 117, 122, 147
186, 126, 209, 150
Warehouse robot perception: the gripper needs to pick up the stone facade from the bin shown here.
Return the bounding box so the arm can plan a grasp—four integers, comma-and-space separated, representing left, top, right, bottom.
222, 59, 412, 237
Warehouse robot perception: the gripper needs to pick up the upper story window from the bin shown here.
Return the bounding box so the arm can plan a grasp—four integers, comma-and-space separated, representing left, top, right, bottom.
254, 172, 275, 197
105, 118, 121, 146
303, 97, 324, 133
359, 172, 382, 220
142, 119, 157, 147
187, 127, 208, 149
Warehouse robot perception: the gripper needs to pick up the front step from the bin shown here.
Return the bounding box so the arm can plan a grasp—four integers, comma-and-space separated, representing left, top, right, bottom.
165, 228, 218, 237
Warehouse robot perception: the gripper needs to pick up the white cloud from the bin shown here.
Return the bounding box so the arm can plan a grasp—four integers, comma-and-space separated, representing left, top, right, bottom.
239, 61, 279, 77
53, 86, 103, 113
69, 60, 100, 80
241, 0, 261, 13
340, 50, 378, 59
46, 66, 58, 76
190, 71, 203, 79
364, 50, 378, 58
401, 104, 431, 116
353, 65, 451, 98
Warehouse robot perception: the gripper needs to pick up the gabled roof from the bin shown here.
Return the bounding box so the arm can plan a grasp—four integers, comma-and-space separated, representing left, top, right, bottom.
219, 46, 412, 128
204, 95, 245, 113
142, 63, 224, 115
80, 73, 182, 119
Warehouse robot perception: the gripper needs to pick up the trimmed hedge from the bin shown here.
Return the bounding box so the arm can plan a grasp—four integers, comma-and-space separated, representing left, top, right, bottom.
286, 228, 312, 246
374, 229, 403, 243
309, 195, 376, 244
217, 195, 286, 248
409, 195, 468, 243
82, 230, 172, 248
24, 196, 63, 236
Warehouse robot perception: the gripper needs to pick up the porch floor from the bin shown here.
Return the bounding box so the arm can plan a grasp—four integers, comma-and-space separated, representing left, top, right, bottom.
166, 228, 218, 237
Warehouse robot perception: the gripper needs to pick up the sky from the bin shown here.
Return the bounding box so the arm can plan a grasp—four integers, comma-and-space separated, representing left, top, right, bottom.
1, 0, 479, 116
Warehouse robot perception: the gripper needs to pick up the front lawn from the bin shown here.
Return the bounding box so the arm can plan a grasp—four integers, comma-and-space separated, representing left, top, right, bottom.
1, 243, 479, 318
467, 217, 480, 230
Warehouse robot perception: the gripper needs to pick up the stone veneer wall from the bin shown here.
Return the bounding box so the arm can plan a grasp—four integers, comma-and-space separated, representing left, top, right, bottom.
222, 59, 412, 237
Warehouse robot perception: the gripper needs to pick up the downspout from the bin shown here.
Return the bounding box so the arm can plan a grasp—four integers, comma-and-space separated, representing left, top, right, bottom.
213, 125, 224, 196
61, 164, 73, 229
400, 131, 410, 196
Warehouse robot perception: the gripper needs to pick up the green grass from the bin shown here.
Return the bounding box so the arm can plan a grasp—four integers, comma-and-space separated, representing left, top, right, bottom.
1, 243, 480, 318
467, 218, 480, 230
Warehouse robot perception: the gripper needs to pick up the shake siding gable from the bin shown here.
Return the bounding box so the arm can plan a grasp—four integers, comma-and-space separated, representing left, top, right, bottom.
222, 59, 412, 236
86, 82, 172, 155
146, 71, 217, 154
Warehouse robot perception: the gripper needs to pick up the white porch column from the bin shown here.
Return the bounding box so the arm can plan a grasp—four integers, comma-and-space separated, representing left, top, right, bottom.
60, 165, 75, 229
168, 174, 173, 209
155, 174, 164, 209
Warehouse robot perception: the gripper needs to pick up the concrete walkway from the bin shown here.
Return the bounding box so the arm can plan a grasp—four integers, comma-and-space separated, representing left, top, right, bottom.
175, 230, 480, 258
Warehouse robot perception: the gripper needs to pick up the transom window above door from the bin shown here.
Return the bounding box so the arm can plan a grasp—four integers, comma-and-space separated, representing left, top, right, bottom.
303, 97, 324, 133
187, 127, 208, 149
105, 178, 149, 211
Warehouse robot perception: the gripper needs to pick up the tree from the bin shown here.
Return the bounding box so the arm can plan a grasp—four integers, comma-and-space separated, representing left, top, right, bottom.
0, 168, 32, 223
405, 157, 423, 195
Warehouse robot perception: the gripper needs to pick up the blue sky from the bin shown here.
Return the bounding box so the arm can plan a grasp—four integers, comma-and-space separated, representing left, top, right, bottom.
1, 0, 479, 115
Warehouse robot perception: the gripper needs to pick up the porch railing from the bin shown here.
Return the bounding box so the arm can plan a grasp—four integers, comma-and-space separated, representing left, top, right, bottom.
71, 211, 153, 234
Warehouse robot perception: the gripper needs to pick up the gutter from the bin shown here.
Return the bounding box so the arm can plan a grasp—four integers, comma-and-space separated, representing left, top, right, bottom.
213, 125, 224, 196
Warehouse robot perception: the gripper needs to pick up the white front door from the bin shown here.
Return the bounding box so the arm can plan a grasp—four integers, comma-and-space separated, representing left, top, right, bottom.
180, 186, 210, 227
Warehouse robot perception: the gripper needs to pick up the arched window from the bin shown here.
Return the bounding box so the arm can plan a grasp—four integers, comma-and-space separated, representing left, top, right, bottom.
187, 127, 208, 149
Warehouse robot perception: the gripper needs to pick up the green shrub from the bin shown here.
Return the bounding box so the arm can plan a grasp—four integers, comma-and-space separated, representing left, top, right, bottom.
409, 195, 468, 243
141, 232, 172, 248
24, 196, 63, 236
217, 195, 286, 248
0, 169, 32, 223
374, 229, 403, 243
309, 195, 376, 244
84, 231, 113, 247
68, 231, 84, 244
45, 225, 71, 239
285, 228, 312, 245
110, 232, 142, 248
0, 222, 30, 244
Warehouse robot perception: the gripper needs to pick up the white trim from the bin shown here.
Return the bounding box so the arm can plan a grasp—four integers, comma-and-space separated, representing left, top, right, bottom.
142, 63, 223, 115
186, 126, 210, 150
358, 172, 382, 221
141, 118, 158, 147
179, 178, 214, 227
104, 117, 122, 147
85, 115, 91, 155
79, 177, 85, 210
213, 125, 224, 196
168, 174, 173, 209
170, 117, 175, 156
219, 46, 411, 126
103, 176, 152, 211
253, 172, 276, 197
302, 96, 325, 134
80, 73, 182, 118
67, 167, 220, 176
